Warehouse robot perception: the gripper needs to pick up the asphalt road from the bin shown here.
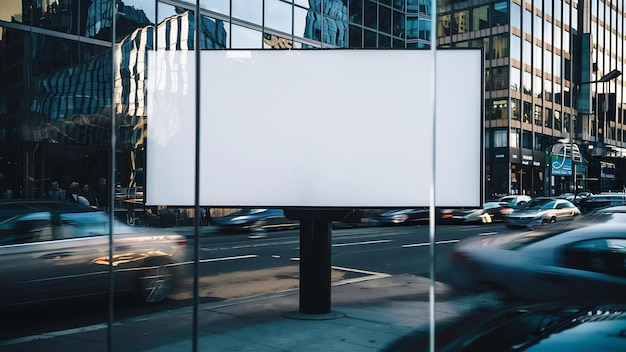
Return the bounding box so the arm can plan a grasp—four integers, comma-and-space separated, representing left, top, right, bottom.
0, 222, 519, 341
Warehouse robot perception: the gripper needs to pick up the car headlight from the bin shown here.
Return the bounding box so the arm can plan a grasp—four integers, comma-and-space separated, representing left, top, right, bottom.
392, 214, 409, 223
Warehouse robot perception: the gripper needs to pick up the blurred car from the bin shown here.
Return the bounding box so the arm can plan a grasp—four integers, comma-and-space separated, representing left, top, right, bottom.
438, 302, 626, 352
448, 208, 626, 303
558, 191, 593, 204
448, 202, 514, 224
504, 197, 580, 228
369, 208, 431, 226
578, 193, 626, 213
0, 200, 188, 307
496, 195, 531, 208
210, 208, 299, 232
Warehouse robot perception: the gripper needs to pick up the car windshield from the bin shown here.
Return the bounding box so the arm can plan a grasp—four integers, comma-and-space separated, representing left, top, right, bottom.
522, 198, 555, 210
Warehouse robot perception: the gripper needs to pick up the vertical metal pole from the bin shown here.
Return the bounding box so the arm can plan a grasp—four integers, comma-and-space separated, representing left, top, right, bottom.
299, 219, 332, 314
108, 1, 117, 351
571, 116, 576, 194
429, 0, 438, 350
193, 1, 201, 351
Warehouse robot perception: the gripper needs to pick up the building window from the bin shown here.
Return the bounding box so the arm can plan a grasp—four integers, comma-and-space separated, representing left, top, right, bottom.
491, 99, 508, 120
543, 49, 552, 75
523, 101, 532, 123
472, 5, 489, 31
494, 129, 508, 147
534, 133, 546, 151
491, 1, 508, 26
545, 79, 553, 102
491, 34, 509, 59
522, 130, 533, 149
523, 39, 531, 65
554, 110, 562, 131
544, 20, 552, 46
523, 71, 532, 95
512, 98, 521, 120
545, 109, 553, 128
233, 0, 263, 25
534, 13, 542, 40
523, 8, 532, 35
511, 2, 521, 30
534, 43, 542, 70
492, 66, 508, 90
510, 128, 520, 148
534, 75, 543, 99
364, 0, 377, 30
534, 105, 543, 126
510, 34, 521, 62
510, 67, 521, 92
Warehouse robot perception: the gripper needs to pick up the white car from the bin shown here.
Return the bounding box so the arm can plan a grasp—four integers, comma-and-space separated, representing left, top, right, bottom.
497, 195, 531, 208
504, 197, 580, 228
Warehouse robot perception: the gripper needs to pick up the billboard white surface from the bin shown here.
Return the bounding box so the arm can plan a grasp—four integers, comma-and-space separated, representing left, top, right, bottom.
147, 50, 482, 207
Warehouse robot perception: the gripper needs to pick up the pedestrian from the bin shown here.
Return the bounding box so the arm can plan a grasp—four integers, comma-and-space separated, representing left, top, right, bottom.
66, 181, 90, 205
92, 176, 109, 209
80, 183, 97, 206
46, 180, 66, 200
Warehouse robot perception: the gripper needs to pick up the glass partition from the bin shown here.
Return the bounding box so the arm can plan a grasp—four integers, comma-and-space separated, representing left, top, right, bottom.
0, 2, 499, 352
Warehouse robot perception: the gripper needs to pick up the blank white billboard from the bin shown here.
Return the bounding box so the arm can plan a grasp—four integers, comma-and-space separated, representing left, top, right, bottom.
146, 49, 482, 208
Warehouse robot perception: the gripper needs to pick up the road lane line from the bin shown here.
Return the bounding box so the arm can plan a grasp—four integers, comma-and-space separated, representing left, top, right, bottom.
191, 254, 257, 265
402, 239, 459, 248
332, 239, 391, 247
330, 265, 390, 277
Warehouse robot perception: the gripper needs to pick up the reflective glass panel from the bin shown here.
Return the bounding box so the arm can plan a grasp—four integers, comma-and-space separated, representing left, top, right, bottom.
379, 5, 392, 34
472, 5, 489, 31
201, 0, 230, 16
364, 0, 377, 29
233, 0, 263, 25
294, 5, 308, 38
231, 24, 262, 48
265, 0, 293, 34
0, 0, 22, 23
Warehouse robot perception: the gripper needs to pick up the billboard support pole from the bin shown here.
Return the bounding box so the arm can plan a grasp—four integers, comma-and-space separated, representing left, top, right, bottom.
284, 209, 353, 318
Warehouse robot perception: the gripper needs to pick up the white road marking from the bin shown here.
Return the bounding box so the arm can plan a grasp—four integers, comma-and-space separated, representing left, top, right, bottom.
402, 239, 460, 248
199, 254, 257, 263
332, 239, 391, 247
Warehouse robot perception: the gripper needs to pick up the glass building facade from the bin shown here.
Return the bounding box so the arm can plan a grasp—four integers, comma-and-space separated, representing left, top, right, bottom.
0, 0, 435, 349
0, 0, 432, 203
438, 0, 626, 196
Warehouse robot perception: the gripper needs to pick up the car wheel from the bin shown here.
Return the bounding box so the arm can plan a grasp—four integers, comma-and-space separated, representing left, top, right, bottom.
250, 220, 267, 232
137, 262, 173, 303
549, 217, 557, 224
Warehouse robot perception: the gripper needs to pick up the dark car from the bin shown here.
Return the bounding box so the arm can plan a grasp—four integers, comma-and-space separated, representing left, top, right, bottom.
449, 207, 626, 303
0, 200, 188, 307
210, 208, 299, 232
578, 193, 626, 213
436, 302, 626, 351
448, 202, 514, 224
369, 208, 430, 226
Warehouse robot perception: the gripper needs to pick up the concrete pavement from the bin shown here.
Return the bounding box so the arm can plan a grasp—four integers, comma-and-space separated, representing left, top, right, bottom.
2, 274, 501, 352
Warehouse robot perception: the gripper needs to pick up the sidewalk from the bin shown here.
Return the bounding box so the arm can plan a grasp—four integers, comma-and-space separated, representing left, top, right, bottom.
4, 275, 499, 352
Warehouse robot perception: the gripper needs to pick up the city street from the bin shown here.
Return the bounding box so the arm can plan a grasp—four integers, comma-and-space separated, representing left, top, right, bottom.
0, 223, 519, 342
